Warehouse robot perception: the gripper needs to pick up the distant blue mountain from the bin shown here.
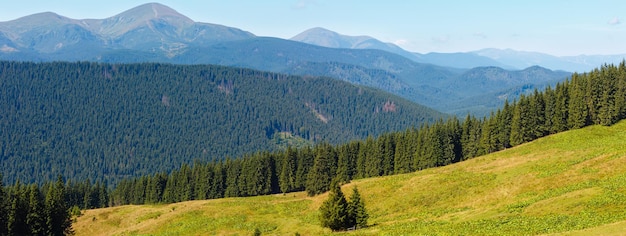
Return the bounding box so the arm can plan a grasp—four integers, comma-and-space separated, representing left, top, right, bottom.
0, 3, 254, 59
290, 28, 625, 73
473, 48, 626, 72
290, 27, 512, 69
417, 52, 516, 70
291, 27, 421, 61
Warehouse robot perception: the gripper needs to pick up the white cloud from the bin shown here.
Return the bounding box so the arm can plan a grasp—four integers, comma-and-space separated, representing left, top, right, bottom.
608, 17, 621, 25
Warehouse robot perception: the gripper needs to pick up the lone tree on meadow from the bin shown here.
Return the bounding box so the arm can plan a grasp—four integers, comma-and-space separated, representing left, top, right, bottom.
319, 180, 368, 231
348, 186, 368, 229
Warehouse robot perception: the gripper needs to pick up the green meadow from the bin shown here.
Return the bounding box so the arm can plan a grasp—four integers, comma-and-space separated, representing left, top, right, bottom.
74, 120, 626, 235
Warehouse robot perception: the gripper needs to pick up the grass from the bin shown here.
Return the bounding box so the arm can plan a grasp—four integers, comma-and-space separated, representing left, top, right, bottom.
74, 120, 626, 235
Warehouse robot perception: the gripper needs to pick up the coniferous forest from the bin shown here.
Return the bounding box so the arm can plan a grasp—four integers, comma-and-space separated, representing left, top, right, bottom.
0, 61, 625, 234
105, 62, 626, 205
0, 61, 443, 184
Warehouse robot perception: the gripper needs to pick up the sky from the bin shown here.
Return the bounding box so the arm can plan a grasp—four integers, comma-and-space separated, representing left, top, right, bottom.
1, 0, 625, 56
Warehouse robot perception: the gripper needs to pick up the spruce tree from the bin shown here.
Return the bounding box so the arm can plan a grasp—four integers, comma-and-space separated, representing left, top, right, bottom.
305, 143, 336, 196
279, 147, 297, 193
510, 95, 531, 146
318, 180, 349, 231
210, 163, 225, 199
529, 89, 547, 139
496, 100, 513, 149
543, 86, 554, 127
355, 139, 369, 179
616, 61, 626, 120
393, 132, 411, 174
551, 82, 569, 133
45, 176, 73, 236
364, 136, 382, 177
568, 73, 589, 129
294, 147, 314, 191
479, 115, 496, 154
413, 123, 429, 170
347, 186, 368, 229
193, 164, 211, 201
27, 184, 47, 235
380, 133, 396, 176
335, 146, 350, 184
461, 115, 479, 160
8, 183, 29, 236
223, 159, 242, 198
0, 174, 7, 235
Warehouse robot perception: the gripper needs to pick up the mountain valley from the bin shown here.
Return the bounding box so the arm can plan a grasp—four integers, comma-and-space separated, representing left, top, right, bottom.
1, 2, 626, 235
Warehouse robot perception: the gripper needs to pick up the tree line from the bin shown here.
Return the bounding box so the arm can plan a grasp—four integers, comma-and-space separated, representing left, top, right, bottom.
0, 175, 80, 236
108, 61, 626, 205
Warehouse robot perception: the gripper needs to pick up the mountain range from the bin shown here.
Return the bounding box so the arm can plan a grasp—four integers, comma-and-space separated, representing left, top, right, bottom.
0, 2, 601, 115
291, 27, 626, 72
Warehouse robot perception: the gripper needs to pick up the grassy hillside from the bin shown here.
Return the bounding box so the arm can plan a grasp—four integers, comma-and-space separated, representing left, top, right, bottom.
74, 120, 626, 235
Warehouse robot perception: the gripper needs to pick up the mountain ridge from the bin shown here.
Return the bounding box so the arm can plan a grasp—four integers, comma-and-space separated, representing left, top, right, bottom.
0, 2, 255, 55
290, 27, 419, 61
290, 28, 626, 72
0, 3, 576, 115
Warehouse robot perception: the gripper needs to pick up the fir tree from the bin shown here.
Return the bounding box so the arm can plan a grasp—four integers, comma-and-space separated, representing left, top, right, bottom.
364, 136, 382, 177
0, 174, 7, 236
335, 146, 351, 184
529, 89, 547, 139
496, 100, 513, 149
45, 176, 73, 236
294, 147, 314, 191
318, 180, 349, 231
347, 186, 368, 229
27, 184, 47, 235
393, 131, 411, 174
8, 183, 28, 236
568, 73, 589, 129
305, 143, 337, 196
551, 82, 569, 133
279, 147, 297, 193
380, 133, 396, 176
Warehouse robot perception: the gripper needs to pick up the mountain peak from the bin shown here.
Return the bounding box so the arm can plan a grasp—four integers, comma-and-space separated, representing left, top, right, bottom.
112, 2, 193, 23
3, 11, 75, 27
125, 3, 190, 20
294, 27, 342, 37
291, 27, 420, 61
86, 3, 194, 37
291, 27, 374, 49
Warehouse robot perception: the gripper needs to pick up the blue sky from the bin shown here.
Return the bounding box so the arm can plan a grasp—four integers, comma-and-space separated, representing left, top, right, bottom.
1, 0, 625, 56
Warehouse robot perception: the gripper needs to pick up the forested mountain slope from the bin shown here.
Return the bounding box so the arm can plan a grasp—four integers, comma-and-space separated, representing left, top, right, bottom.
0, 61, 444, 184
103, 61, 626, 206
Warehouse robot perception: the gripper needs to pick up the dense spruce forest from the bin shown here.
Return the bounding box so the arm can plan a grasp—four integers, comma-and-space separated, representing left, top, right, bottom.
0, 61, 444, 184
105, 62, 626, 205
0, 61, 625, 228
0, 175, 75, 235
